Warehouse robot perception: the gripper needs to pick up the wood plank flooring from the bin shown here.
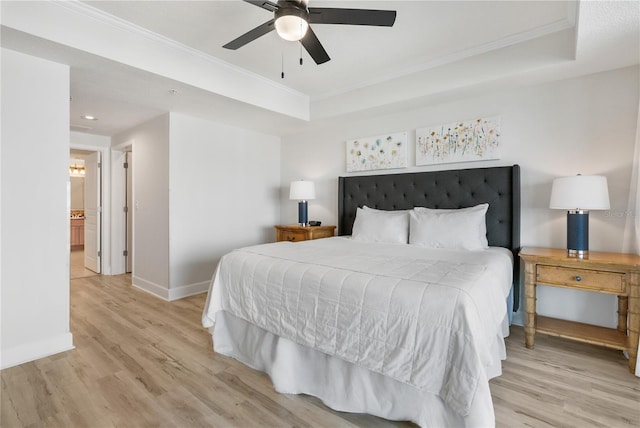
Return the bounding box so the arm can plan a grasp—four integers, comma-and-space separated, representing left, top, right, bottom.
2, 274, 639, 427
69, 250, 99, 280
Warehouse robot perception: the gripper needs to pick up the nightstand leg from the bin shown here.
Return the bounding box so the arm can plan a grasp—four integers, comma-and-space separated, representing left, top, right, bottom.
628, 272, 639, 373
524, 262, 537, 349
617, 296, 628, 333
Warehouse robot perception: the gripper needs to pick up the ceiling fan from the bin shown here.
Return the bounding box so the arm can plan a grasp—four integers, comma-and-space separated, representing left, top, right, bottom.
223, 0, 397, 65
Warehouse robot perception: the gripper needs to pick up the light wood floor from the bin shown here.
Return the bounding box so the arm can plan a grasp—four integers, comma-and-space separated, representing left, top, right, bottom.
2, 274, 639, 427
69, 249, 99, 280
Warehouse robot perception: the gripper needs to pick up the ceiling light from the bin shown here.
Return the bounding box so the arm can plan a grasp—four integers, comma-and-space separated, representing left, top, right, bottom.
275, 8, 309, 42
82, 115, 98, 121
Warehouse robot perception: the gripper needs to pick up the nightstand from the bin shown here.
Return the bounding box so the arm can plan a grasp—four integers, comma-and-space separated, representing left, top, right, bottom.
519, 247, 640, 373
275, 225, 336, 242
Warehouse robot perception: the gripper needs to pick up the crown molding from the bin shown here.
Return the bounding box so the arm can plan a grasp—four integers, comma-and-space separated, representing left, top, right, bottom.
54, 0, 307, 99
311, 17, 576, 103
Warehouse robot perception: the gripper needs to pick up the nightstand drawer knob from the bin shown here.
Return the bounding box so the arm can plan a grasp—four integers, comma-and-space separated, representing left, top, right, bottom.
575, 276, 582, 282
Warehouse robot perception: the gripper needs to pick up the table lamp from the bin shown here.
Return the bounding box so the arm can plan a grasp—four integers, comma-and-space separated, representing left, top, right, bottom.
549, 174, 610, 258
289, 180, 315, 226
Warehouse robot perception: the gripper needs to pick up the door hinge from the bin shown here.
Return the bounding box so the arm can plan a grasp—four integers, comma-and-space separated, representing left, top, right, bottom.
98, 162, 102, 169
123, 250, 129, 257
98, 250, 102, 257
124, 162, 129, 169
123, 206, 129, 213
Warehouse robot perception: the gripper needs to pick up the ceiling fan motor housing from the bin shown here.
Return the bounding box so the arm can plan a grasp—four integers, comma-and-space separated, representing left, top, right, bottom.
275, 1, 309, 23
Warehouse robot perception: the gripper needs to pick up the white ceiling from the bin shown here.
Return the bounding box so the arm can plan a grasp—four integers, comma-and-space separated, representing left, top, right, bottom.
1, 0, 638, 137
84, 0, 572, 97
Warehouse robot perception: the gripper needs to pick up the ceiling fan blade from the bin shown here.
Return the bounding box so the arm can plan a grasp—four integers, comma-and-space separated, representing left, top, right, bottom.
242, 0, 279, 13
223, 19, 276, 50
308, 8, 396, 27
300, 26, 330, 65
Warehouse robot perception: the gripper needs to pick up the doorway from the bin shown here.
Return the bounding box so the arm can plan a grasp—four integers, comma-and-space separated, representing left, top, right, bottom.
108, 143, 134, 276
125, 150, 133, 273
69, 148, 102, 279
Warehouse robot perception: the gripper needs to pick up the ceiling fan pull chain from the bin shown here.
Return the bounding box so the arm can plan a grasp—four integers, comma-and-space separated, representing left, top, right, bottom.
281, 50, 285, 79
300, 44, 303, 66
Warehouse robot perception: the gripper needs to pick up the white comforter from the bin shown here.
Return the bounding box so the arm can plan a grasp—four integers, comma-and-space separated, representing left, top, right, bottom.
202, 237, 512, 417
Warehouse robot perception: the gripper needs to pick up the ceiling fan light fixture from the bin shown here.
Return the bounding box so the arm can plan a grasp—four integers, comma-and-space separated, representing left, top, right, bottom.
274, 8, 309, 41
224, 0, 396, 65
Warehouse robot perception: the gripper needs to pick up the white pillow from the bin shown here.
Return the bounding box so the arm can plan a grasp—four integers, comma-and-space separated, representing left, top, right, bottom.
351, 206, 409, 244
409, 203, 489, 250
413, 204, 489, 248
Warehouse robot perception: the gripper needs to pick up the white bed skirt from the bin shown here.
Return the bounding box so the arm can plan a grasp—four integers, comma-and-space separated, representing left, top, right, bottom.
212, 311, 504, 428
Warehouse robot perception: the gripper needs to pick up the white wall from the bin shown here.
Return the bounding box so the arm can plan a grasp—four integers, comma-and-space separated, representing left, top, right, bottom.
168, 113, 281, 299
70, 131, 111, 148
280, 65, 639, 328
1, 49, 73, 369
112, 115, 171, 297
111, 113, 281, 300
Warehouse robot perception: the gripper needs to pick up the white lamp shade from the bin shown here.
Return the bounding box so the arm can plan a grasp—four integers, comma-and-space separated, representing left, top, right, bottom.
289, 180, 315, 200
275, 15, 309, 41
549, 175, 610, 210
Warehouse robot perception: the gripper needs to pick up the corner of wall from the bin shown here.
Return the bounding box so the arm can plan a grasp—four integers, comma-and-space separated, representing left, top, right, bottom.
1, 334, 74, 370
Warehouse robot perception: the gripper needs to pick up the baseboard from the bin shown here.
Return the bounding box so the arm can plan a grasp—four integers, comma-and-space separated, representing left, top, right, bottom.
132, 276, 170, 300
168, 280, 209, 301
132, 276, 209, 301
511, 311, 524, 326
1, 332, 74, 370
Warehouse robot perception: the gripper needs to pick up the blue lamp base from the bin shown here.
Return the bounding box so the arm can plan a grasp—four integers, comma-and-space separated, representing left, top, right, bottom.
567, 210, 589, 258
298, 201, 308, 226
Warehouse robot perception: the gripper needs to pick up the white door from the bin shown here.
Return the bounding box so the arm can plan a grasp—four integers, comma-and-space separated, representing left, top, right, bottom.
84, 152, 101, 273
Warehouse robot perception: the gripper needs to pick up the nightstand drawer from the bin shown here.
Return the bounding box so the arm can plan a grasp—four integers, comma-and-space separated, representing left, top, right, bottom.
279, 230, 307, 242
275, 225, 336, 242
537, 265, 625, 293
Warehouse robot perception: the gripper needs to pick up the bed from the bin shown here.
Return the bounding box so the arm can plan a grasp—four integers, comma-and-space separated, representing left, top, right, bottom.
202, 165, 521, 427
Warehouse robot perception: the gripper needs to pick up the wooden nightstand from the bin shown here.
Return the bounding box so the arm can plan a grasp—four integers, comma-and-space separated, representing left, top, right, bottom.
275, 225, 336, 242
519, 247, 640, 373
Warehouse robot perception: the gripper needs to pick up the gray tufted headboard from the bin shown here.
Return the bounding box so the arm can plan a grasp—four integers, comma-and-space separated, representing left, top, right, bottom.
338, 165, 521, 310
